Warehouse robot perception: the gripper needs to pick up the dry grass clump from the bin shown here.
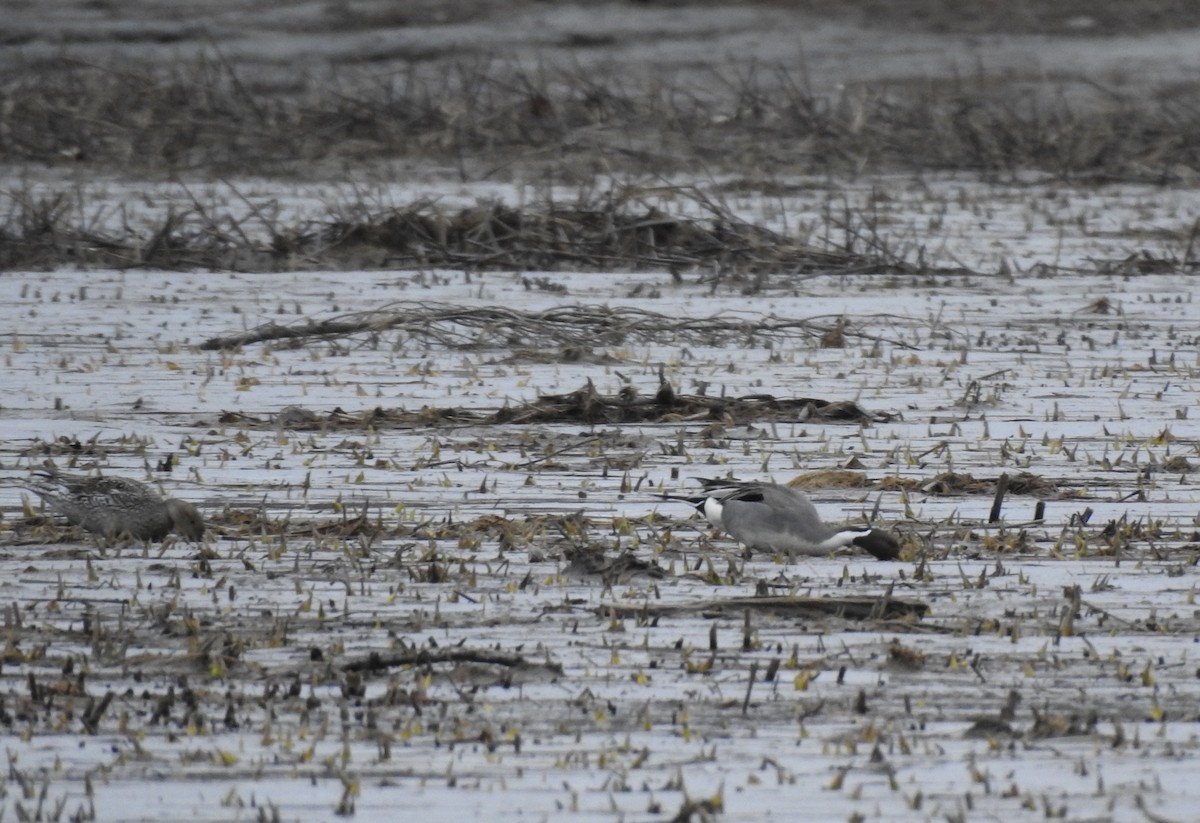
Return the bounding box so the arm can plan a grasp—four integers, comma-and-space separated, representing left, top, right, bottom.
0, 185, 930, 273
323, 198, 756, 272
4, 56, 1200, 181
0, 188, 269, 271
213, 379, 889, 429
489, 380, 888, 426
319, 191, 915, 274
921, 471, 1060, 497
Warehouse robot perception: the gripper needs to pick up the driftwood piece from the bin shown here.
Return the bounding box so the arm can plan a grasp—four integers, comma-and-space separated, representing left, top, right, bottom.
342, 647, 563, 675
598, 594, 928, 621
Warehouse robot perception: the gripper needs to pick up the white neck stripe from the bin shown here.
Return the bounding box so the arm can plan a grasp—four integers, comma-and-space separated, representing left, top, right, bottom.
816, 528, 872, 551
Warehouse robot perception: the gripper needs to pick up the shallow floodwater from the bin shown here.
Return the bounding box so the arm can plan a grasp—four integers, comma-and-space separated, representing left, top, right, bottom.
1, 205, 1198, 821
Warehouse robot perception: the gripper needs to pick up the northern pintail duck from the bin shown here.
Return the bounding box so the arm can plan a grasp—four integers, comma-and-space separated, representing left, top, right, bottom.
666, 478, 900, 560
24, 470, 205, 542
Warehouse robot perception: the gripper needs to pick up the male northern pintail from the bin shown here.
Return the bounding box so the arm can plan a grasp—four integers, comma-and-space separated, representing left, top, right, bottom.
665, 478, 900, 560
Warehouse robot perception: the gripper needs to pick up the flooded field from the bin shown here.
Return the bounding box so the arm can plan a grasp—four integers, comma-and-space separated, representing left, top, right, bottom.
2, 238, 1198, 822
3, 2, 1200, 822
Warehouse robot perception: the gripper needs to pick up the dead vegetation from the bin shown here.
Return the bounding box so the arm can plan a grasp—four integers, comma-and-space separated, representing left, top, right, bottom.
598, 593, 929, 621
919, 471, 1061, 497
199, 300, 908, 352
0, 183, 950, 274
8, 180, 1192, 274
214, 379, 890, 429
317, 194, 912, 275
3, 6, 1200, 819
342, 645, 563, 677
3, 53, 1200, 186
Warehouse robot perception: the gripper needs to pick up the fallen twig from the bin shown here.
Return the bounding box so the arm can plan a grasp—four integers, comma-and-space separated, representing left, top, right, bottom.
342, 647, 563, 675
599, 594, 928, 621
